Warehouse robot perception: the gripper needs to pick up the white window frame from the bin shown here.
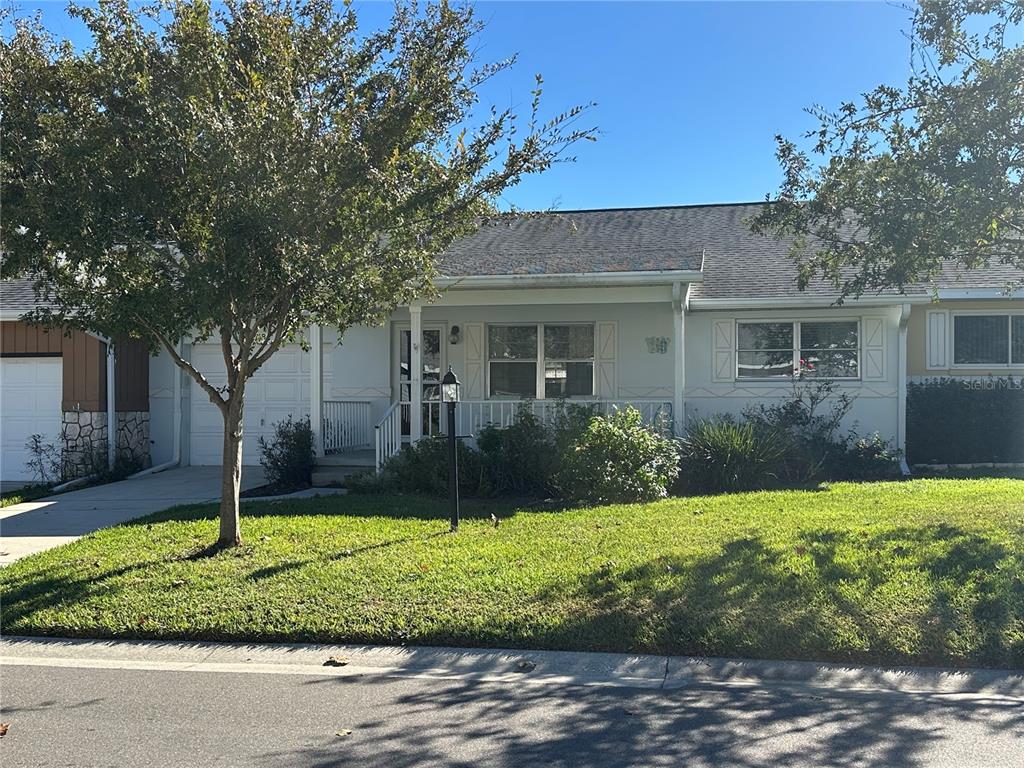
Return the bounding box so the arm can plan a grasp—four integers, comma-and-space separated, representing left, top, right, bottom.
735, 318, 861, 381
950, 310, 1024, 369
486, 322, 596, 399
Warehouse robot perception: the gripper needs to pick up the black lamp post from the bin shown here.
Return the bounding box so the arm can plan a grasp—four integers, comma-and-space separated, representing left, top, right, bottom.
440, 365, 461, 532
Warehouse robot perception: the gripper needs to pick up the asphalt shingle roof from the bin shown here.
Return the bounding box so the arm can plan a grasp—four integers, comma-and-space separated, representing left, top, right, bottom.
3, 204, 1021, 311
0, 277, 55, 314
441, 202, 1024, 299
438, 207, 705, 276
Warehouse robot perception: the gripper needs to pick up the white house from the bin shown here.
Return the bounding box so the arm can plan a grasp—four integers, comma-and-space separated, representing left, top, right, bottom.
3, 202, 1022, 483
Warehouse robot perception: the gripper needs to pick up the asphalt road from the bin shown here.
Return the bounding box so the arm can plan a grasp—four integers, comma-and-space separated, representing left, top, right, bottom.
1, 662, 1022, 767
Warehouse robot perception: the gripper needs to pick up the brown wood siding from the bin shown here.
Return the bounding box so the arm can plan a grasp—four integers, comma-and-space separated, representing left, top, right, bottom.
115, 337, 150, 412
0, 321, 63, 356
0, 321, 107, 411
2, 322, 150, 413
62, 330, 105, 411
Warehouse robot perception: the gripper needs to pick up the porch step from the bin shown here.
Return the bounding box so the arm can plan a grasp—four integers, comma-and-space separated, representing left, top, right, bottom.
312, 465, 372, 487
318, 449, 375, 468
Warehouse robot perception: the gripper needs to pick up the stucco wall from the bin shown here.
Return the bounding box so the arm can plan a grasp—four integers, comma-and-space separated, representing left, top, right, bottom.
143, 287, 908, 460
908, 299, 1024, 378
683, 305, 902, 442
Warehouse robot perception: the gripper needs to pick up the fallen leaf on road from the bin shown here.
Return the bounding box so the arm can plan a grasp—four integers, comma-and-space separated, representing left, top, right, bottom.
0, 723, 9, 737
514, 660, 536, 673
335, 729, 352, 737
324, 656, 349, 667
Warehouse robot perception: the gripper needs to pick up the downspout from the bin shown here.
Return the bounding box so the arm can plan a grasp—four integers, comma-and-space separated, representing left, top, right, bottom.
128, 337, 183, 478
897, 303, 911, 475
672, 281, 691, 438
106, 339, 116, 471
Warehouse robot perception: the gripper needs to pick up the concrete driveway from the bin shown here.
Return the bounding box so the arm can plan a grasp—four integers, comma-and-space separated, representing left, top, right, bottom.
0, 466, 266, 565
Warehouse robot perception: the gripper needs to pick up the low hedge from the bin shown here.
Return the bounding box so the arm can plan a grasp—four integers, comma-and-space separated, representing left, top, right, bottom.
907, 377, 1024, 464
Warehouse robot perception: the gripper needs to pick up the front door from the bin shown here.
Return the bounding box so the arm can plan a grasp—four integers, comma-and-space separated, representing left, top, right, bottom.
394, 325, 445, 438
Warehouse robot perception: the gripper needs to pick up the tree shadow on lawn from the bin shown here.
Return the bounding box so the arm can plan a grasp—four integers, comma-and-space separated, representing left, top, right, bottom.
267, 675, 1024, 768
124, 494, 545, 526
527, 525, 1023, 669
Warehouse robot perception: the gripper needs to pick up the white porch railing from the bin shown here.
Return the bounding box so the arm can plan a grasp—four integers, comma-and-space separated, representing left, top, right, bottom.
322, 400, 372, 454
374, 401, 402, 472
368, 398, 673, 472
453, 399, 674, 438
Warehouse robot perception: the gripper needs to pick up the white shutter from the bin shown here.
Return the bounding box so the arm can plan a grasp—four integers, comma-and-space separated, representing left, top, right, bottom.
712, 319, 735, 383
862, 316, 887, 380
926, 310, 949, 370
463, 322, 485, 399
596, 322, 617, 399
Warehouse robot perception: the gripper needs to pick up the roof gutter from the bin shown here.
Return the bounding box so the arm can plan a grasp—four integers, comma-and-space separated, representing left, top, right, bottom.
687, 294, 933, 311
436, 270, 704, 290
935, 287, 1023, 300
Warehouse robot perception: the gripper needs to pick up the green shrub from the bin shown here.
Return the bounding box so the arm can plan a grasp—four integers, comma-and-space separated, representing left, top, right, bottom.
676, 417, 787, 494
344, 469, 384, 494
258, 416, 314, 489
836, 432, 903, 481
555, 406, 679, 504
379, 436, 487, 497
477, 409, 557, 496
908, 377, 1024, 464
742, 380, 854, 484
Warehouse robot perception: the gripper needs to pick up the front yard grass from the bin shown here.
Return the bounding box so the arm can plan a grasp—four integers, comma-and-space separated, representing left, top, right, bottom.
1, 479, 1022, 668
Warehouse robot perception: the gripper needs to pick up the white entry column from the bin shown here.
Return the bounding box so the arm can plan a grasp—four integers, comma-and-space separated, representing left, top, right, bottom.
310, 324, 324, 458
410, 303, 423, 442
672, 282, 689, 437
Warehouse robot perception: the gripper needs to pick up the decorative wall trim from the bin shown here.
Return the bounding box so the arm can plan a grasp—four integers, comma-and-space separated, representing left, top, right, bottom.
463, 322, 485, 399
619, 386, 674, 398
862, 315, 887, 381
711, 319, 735, 383
328, 387, 392, 398
684, 385, 898, 399
926, 310, 949, 369
596, 321, 617, 399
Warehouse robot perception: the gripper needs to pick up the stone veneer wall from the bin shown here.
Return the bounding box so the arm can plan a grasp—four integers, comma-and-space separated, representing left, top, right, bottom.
116, 411, 151, 468
61, 411, 108, 479
61, 410, 152, 479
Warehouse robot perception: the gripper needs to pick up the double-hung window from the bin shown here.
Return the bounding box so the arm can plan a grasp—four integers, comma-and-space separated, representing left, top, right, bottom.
736, 320, 860, 379
953, 314, 1024, 366
488, 323, 595, 398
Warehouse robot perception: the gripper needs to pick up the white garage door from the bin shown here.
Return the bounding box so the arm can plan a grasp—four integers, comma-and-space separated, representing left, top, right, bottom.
188, 343, 310, 466
1, 357, 63, 482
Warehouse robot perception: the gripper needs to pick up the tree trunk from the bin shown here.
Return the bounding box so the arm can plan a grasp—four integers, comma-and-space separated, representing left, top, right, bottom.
218, 392, 245, 548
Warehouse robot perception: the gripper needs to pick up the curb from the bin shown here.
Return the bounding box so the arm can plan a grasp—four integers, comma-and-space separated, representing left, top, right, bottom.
2, 636, 1021, 698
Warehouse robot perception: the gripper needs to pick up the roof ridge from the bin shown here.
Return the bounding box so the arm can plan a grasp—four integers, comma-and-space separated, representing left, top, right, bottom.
506, 201, 771, 215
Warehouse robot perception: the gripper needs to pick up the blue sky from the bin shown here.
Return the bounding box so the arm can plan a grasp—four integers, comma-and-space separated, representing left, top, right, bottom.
15, 1, 919, 211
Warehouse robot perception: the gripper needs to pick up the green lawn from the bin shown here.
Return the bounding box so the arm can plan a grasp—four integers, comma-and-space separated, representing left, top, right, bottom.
2, 479, 1022, 668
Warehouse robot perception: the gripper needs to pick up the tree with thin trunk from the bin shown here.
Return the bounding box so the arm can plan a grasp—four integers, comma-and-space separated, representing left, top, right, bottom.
1, 0, 596, 547
750, 0, 1024, 298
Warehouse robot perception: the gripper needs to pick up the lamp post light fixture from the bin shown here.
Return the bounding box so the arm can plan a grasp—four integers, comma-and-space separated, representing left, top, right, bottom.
440, 366, 461, 532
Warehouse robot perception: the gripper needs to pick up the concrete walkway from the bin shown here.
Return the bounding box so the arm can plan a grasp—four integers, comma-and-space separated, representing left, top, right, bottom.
0, 466, 266, 565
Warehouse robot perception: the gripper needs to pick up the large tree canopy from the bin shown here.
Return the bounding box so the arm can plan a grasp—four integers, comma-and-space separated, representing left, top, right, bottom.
0, 0, 595, 546
751, 0, 1024, 298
